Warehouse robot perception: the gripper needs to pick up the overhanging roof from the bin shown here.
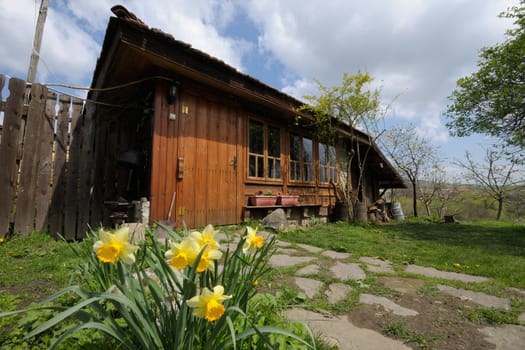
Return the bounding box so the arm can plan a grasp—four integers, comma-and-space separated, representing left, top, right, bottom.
88, 7, 405, 189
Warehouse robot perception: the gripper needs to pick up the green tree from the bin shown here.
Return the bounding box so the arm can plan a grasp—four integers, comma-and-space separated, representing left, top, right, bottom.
300, 71, 384, 220
446, 2, 525, 149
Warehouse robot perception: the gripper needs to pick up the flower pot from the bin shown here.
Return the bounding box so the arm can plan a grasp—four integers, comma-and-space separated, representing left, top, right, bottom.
277, 195, 299, 206
249, 196, 277, 206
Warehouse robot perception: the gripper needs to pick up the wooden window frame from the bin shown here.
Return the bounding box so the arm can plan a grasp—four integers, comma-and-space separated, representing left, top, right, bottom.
319, 143, 337, 185
247, 119, 282, 183
289, 133, 315, 184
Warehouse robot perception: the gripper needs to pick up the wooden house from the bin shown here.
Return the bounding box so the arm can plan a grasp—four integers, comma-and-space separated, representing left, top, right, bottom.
87, 7, 405, 229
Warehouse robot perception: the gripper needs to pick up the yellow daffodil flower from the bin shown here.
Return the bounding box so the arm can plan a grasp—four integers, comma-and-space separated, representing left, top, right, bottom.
190, 224, 220, 250
165, 238, 200, 270
93, 227, 139, 264
243, 226, 264, 254
187, 285, 232, 322
0, 237, 5, 244
453, 263, 461, 268
165, 235, 222, 272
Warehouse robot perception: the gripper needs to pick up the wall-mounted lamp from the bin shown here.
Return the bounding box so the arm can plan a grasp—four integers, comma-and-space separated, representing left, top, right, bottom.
167, 81, 179, 105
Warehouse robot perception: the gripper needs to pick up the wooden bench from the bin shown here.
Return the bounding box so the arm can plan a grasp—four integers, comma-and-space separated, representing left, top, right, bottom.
242, 203, 322, 221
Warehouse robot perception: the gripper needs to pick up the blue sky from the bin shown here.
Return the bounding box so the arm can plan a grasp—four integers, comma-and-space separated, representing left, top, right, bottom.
0, 0, 521, 178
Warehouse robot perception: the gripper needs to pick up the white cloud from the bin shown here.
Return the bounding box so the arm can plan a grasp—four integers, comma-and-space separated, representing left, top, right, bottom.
0, 0, 252, 86
241, 0, 518, 145
1, 0, 520, 168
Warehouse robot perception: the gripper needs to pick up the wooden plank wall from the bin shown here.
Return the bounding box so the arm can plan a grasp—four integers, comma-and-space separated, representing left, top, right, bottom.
0, 75, 96, 239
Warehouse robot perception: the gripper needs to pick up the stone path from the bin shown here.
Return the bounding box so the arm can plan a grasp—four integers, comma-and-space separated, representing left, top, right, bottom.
265, 237, 525, 350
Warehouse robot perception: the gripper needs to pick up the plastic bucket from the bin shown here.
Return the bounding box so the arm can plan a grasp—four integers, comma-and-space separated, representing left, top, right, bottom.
391, 202, 405, 221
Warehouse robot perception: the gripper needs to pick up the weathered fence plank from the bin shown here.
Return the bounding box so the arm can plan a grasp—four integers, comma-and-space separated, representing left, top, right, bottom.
34, 92, 57, 231
1, 75, 97, 238
48, 94, 70, 236
77, 103, 96, 237
0, 78, 26, 235
14, 83, 47, 234
63, 97, 83, 239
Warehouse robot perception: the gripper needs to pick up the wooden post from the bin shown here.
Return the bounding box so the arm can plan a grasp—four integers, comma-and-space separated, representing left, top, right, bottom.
27, 0, 49, 83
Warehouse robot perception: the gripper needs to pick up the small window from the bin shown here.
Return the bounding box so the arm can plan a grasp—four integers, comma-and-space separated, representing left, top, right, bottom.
290, 134, 314, 183
319, 143, 337, 184
248, 120, 281, 180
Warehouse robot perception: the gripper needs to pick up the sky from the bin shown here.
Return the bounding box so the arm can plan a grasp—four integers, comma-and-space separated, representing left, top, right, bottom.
0, 0, 521, 178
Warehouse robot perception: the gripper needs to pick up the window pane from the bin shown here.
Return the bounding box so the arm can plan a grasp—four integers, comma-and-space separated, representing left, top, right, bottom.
303, 137, 313, 163
330, 167, 337, 183
290, 161, 299, 180
268, 126, 280, 157
257, 157, 264, 178
290, 134, 301, 161
249, 121, 264, 154
249, 156, 256, 177
268, 158, 282, 178
319, 143, 327, 165
329, 146, 336, 163
320, 166, 327, 183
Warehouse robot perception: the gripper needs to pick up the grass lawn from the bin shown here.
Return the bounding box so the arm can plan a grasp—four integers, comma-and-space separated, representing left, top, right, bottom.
0, 220, 523, 348
278, 220, 525, 288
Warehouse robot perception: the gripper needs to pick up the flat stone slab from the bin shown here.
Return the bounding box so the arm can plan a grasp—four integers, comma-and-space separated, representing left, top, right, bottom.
359, 294, 419, 316
277, 247, 302, 255
322, 250, 351, 259
296, 264, 321, 276
360, 256, 395, 273
330, 261, 366, 280
325, 283, 352, 304
378, 276, 425, 295
405, 264, 491, 283
479, 325, 525, 350
268, 254, 315, 267
437, 285, 510, 310
285, 308, 411, 350
274, 239, 293, 247
294, 277, 323, 299
296, 243, 324, 253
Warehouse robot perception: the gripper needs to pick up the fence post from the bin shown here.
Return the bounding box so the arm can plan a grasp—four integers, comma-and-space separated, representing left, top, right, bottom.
0, 77, 26, 235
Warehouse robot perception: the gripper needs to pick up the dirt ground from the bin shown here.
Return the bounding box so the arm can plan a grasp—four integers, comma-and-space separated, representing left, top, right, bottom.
345, 275, 525, 350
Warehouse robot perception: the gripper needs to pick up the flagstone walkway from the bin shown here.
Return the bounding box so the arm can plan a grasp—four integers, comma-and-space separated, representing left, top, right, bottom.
264, 236, 525, 350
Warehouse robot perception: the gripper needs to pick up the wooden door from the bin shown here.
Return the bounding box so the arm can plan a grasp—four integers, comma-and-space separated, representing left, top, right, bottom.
177, 93, 239, 228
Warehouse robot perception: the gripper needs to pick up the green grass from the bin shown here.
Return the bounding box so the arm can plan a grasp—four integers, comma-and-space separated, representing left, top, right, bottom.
0, 232, 80, 298
383, 321, 429, 349
279, 220, 525, 288
0, 221, 523, 348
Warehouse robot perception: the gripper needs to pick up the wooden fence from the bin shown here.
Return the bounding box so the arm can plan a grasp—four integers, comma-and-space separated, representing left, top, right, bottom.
0, 75, 96, 239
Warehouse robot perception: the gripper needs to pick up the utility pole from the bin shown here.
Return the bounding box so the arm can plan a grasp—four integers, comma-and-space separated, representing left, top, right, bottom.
27, 0, 49, 83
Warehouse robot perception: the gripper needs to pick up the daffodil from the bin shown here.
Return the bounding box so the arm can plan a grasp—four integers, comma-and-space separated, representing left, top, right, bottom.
93, 227, 139, 264
453, 263, 461, 268
165, 235, 222, 272
243, 226, 264, 254
190, 224, 220, 250
165, 238, 200, 270
0, 237, 5, 244
187, 285, 232, 322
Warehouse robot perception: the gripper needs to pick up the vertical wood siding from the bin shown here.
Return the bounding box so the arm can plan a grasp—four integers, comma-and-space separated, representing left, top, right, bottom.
150, 82, 240, 228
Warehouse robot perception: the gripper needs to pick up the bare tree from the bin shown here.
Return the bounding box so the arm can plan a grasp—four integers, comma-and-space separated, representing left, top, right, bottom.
380, 124, 438, 217
454, 147, 525, 220
418, 164, 446, 217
